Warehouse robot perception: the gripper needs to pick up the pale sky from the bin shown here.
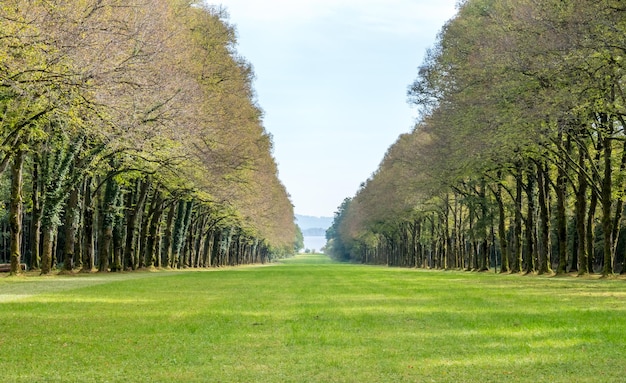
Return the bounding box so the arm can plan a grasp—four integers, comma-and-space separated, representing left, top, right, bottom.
212, 0, 458, 217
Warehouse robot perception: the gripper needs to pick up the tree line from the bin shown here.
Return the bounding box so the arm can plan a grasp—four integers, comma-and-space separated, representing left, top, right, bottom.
326, 0, 626, 276
0, 0, 298, 275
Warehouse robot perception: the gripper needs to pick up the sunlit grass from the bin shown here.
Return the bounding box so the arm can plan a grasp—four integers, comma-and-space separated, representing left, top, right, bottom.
1, 255, 625, 382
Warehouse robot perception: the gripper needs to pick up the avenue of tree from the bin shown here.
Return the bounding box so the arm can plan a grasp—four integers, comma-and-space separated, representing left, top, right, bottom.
0, 0, 298, 275
326, 0, 626, 276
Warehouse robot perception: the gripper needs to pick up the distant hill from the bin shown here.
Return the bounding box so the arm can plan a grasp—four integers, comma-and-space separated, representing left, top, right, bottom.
295, 214, 333, 231
302, 228, 326, 236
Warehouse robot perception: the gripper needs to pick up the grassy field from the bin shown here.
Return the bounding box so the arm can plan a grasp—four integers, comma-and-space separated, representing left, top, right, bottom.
1, 254, 625, 382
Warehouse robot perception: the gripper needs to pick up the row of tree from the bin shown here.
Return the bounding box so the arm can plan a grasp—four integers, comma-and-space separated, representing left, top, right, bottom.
0, 0, 298, 275
326, 0, 626, 276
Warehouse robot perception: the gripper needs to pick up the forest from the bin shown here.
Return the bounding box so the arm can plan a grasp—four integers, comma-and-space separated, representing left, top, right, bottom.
326, 0, 626, 277
0, 0, 298, 275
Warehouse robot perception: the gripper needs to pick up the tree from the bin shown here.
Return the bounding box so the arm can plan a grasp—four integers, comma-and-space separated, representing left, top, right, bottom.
333, 0, 626, 278
1, 0, 298, 274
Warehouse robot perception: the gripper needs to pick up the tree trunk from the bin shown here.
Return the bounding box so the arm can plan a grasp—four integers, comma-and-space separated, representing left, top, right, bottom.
443, 194, 450, 270
9, 149, 24, 275
451, 196, 459, 269
124, 179, 150, 270
537, 162, 552, 275
172, 200, 187, 268
98, 225, 113, 273
478, 182, 489, 271
494, 176, 510, 273
576, 145, 589, 275
98, 176, 120, 272
201, 228, 213, 267
29, 153, 42, 271
193, 214, 208, 268
162, 202, 177, 268
524, 170, 536, 274
416, 218, 423, 268
186, 216, 200, 268
430, 213, 436, 269
601, 132, 613, 276
611, 138, 626, 270
180, 201, 194, 267
411, 218, 419, 268
112, 194, 125, 272
468, 204, 477, 271
144, 190, 164, 268
511, 168, 523, 273
555, 135, 569, 274
586, 139, 603, 274
62, 186, 80, 272
211, 229, 221, 267
81, 177, 95, 273
41, 228, 55, 275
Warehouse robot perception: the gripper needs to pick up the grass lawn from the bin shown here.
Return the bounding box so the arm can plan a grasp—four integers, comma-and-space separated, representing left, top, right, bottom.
1, 254, 625, 382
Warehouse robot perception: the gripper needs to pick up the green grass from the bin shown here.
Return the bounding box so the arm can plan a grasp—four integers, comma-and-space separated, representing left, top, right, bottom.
1, 254, 626, 382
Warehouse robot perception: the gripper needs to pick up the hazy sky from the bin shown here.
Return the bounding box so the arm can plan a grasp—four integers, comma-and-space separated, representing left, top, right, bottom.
213, 0, 458, 217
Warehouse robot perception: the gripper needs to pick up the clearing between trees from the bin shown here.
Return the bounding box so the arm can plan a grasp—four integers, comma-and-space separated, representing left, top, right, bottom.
1, 254, 624, 382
